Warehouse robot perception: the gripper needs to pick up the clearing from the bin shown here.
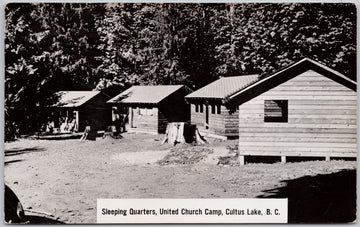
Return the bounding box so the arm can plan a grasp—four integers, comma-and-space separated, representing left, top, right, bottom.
4, 133, 356, 223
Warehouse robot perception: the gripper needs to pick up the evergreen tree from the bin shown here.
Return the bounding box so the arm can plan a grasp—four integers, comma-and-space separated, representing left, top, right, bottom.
4, 3, 356, 140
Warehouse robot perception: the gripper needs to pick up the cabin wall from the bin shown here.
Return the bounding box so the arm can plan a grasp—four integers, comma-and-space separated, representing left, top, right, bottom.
53, 93, 111, 132
159, 87, 191, 123
190, 104, 204, 128
158, 110, 168, 133
79, 93, 112, 131
190, 104, 224, 135
224, 107, 239, 138
78, 110, 86, 131
78, 108, 111, 131
190, 104, 239, 139
125, 87, 191, 134
130, 106, 159, 133
238, 69, 357, 158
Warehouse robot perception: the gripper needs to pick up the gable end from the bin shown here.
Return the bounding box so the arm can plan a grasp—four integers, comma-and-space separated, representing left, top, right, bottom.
227, 59, 356, 109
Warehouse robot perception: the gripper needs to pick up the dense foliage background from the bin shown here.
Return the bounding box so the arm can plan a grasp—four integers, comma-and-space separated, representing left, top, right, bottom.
5, 3, 356, 140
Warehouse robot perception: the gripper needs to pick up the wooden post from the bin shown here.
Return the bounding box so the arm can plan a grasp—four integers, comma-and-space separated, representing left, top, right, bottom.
239, 155, 245, 165
129, 107, 133, 128
325, 156, 330, 162
74, 111, 79, 132
281, 156, 286, 164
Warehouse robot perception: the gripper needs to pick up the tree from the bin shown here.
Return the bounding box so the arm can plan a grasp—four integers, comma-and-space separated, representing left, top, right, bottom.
94, 3, 141, 96
5, 3, 104, 139
5, 3, 356, 140
211, 3, 356, 80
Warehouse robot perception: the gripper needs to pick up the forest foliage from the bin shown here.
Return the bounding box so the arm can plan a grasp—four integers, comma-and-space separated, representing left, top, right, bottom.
5, 3, 356, 139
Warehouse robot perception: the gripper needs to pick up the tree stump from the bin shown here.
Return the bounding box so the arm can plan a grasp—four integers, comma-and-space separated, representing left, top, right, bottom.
80, 125, 97, 141
162, 123, 207, 145
102, 125, 122, 139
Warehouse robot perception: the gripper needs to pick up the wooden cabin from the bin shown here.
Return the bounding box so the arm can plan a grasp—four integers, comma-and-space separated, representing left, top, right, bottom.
107, 85, 191, 134
226, 58, 357, 164
185, 75, 259, 140
50, 91, 111, 132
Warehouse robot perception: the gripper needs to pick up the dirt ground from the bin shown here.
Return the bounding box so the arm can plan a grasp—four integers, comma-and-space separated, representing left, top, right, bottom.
4, 133, 357, 224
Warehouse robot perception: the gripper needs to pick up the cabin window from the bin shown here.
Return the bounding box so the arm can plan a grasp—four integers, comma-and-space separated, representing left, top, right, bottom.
264, 100, 288, 122
195, 104, 199, 112
200, 104, 203, 113
217, 105, 221, 114
211, 104, 216, 114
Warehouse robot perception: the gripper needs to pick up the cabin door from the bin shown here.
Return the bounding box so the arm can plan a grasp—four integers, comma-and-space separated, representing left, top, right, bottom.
205, 105, 209, 129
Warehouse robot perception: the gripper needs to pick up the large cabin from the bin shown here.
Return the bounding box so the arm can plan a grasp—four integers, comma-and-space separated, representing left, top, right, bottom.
227, 58, 357, 164
107, 85, 191, 134
185, 75, 259, 140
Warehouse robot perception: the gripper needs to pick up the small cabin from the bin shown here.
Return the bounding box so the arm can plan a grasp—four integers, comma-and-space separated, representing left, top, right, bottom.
107, 85, 191, 134
50, 91, 111, 132
227, 58, 357, 164
185, 75, 259, 140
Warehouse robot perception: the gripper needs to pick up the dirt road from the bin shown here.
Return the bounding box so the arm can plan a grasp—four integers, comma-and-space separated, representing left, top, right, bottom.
4, 133, 356, 223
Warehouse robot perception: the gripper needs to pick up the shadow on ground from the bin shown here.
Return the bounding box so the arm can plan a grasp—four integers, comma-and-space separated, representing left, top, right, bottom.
5, 147, 46, 157
258, 169, 356, 223
244, 156, 356, 165
25, 215, 65, 224
5, 159, 24, 166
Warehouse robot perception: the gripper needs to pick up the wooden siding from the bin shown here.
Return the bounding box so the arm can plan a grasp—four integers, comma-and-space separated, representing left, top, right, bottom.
190, 104, 207, 128
224, 106, 239, 137
71, 93, 111, 131
158, 86, 190, 123
238, 69, 357, 158
130, 107, 159, 133
158, 110, 168, 133
190, 104, 239, 138
127, 86, 190, 134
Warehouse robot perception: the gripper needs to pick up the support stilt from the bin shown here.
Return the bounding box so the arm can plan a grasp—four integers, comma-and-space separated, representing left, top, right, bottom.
239, 155, 245, 165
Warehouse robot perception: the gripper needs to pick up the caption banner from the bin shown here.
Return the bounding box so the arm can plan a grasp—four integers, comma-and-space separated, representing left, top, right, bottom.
97, 198, 288, 223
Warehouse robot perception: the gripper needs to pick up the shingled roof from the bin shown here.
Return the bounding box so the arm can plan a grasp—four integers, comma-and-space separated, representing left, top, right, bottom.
52, 91, 101, 107
185, 75, 259, 102
107, 85, 184, 104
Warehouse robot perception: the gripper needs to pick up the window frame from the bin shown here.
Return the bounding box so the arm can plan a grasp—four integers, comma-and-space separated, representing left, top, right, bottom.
264, 100, 288, 123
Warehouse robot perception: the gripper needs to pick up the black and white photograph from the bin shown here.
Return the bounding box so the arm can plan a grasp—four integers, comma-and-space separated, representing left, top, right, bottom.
3, 2, 357, 224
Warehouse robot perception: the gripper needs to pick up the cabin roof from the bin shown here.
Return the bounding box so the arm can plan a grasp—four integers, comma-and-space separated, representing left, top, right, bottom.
107, 85, 184, 104
52, 91, 101, 108
228, 58, 357, 102
185, 75, 259, 101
